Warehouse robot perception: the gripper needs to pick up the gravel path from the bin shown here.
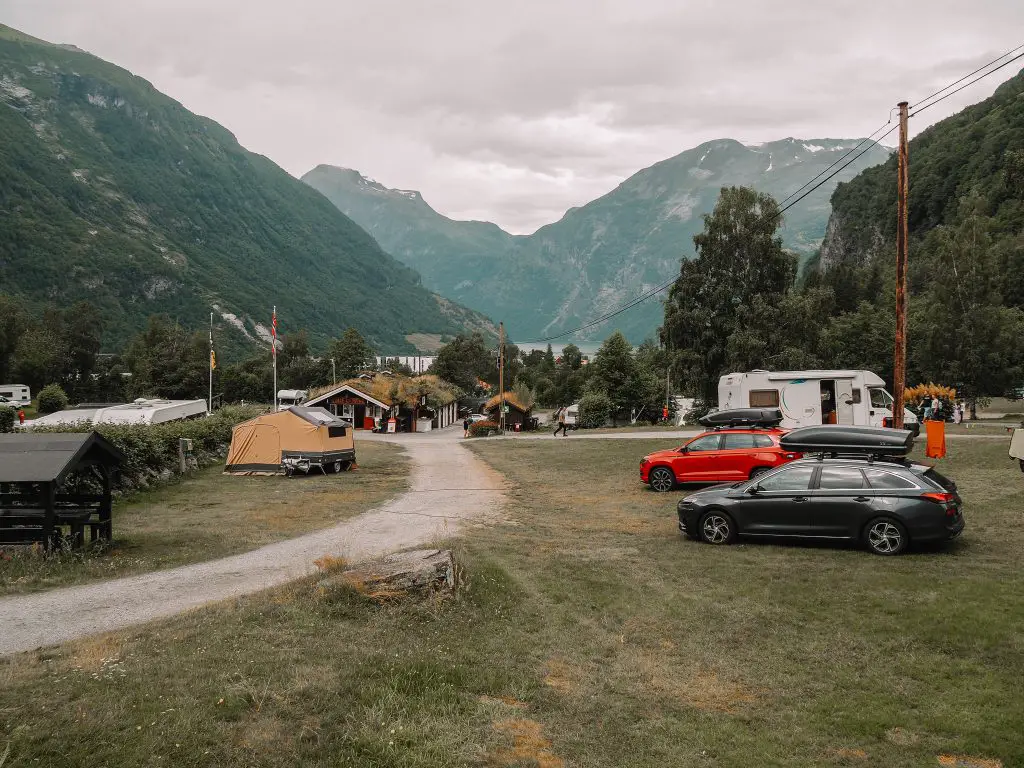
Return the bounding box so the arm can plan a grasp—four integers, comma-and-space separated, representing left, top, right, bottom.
0, 429, 504, 656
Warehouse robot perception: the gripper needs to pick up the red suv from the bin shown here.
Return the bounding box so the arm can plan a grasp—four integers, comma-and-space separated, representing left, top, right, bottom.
640, 428, 801, 492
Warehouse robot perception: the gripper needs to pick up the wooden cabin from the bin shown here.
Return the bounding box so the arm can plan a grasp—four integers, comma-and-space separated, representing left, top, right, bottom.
484, 393, 534, 430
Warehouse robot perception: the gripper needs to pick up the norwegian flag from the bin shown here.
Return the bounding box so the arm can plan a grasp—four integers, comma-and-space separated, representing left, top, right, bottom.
271, 307, 277, 357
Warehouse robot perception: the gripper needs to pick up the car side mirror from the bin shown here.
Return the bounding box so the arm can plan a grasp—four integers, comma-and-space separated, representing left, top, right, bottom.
746, 485, 760, 495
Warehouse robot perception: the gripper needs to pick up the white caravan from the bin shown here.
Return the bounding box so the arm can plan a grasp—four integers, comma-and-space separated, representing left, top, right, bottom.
277, 389, 308, 410
0, 384, 31, 407
718, 370, 919, 432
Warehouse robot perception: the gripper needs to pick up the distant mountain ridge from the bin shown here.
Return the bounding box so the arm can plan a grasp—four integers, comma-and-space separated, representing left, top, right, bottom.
0, 24, 494, 357
304, 137, 891, 342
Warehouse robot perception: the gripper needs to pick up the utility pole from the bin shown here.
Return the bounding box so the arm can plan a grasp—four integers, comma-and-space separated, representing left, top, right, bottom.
208, 312, 214, 414
498, 322, 505, 432
331, 358, 336, 385
893, 101, 910, 429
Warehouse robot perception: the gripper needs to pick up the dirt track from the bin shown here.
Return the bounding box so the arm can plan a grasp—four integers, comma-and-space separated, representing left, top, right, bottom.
0, 430, 504, 656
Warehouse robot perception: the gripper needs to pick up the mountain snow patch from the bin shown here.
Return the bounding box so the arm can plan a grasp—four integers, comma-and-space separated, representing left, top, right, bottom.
765, 154, 773, 172
802, 143, 825, 153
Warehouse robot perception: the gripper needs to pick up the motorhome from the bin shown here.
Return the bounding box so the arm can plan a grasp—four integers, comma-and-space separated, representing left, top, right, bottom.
0, 384, 31, 407
718, 370, 919, 432
277, 389, 308, 411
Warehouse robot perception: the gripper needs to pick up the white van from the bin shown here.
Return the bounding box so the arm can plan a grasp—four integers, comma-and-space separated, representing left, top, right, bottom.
718, 370, 919, 432
0, 384, 31, 408
277, 389, 308, 411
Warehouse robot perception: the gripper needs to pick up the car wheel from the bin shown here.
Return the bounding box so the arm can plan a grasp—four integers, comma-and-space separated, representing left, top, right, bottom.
649, 467, 675, 492
865, 517, 908, 556
749, 467, 769, 480
332, 460, 342, 473
699, 510, 737, 545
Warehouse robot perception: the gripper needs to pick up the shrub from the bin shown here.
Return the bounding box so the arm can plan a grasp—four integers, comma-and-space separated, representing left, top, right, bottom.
0, 406, 14, 433
578, 392, 612, 428
37, 384, 70, 414
468, 419, 500, 437
31, 404, 266, 494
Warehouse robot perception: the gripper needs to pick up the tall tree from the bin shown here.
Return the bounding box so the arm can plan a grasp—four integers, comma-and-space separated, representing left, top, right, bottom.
0, 295, 28, 383
430, 332, 493, 392
663, 186, 796, 399
328, 328, 376, 381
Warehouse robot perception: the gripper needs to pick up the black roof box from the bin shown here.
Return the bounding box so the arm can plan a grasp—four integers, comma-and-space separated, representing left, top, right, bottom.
779, 425, 914, 455
698, 408, 783, 429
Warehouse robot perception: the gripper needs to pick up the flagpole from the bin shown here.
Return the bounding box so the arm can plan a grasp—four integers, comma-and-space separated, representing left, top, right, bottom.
272, 306, 278, 411
208, 312, 213, 414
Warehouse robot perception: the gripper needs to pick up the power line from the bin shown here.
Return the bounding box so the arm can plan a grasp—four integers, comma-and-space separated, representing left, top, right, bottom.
511, 44, 1024, 346
910, 42, 1024, 111
778, 120, 893, 207
910, 50, 1024, 117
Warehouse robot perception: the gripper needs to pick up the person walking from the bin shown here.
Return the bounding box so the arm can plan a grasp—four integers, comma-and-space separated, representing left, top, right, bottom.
463, 417, 471, 438
553, 406, 569, 437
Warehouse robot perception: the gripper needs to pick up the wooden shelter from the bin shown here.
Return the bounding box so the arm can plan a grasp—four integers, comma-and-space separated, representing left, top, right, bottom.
0, 432, 124, 548
484, 392, 534, 429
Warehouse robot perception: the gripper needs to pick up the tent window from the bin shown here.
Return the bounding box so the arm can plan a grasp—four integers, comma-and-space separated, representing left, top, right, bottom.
328, 425, 347, 438
749, 389, 779, 408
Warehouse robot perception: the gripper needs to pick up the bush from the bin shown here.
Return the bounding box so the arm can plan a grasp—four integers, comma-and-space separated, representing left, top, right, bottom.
37, 384, 70, 414
468, 419, 500, 437
0, 406, 14, 433
31, 404, 266, 493
578, 392, 612, 428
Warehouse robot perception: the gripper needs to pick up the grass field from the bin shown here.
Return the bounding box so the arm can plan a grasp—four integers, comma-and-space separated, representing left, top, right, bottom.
0, 441, 409, 595
0, 436, 1020, 766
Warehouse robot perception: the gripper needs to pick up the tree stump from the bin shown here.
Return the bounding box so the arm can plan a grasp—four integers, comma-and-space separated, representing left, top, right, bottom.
320, 548, 456, 601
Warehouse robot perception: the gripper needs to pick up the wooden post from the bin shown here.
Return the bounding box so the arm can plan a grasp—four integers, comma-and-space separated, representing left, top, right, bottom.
43, 481, 56, 551
99, 464, 112, 541
893, 101, 910, 430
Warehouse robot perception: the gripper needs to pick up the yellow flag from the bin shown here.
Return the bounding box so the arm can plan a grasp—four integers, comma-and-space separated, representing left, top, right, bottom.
210, 349, 217, 370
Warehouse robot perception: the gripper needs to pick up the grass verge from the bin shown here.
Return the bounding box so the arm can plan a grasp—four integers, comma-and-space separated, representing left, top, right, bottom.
0, 436, 1020, 766
0, 441, 409, 595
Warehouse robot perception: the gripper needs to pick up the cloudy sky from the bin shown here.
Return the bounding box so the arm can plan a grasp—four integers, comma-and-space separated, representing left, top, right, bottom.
2, 1, 1022, 233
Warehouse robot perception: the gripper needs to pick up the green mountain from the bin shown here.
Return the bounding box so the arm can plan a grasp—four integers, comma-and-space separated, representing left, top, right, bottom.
809, 68, 1024, 397
0, 24, 494, 357
820, 68, 1024, 274
304, 138, 890, 343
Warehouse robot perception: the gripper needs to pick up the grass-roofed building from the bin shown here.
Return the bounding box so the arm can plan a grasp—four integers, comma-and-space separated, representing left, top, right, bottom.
484, 392, 535, 430
305, 374, 460, 432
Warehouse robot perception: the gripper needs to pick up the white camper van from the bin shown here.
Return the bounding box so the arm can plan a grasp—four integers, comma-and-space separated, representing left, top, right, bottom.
718, 370, 919, 433
0, 384, 31, 408
277, 389, 308, 411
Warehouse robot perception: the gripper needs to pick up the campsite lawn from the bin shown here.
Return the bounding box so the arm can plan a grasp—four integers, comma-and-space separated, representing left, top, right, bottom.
0, 436, 1021, 766
0, 441, 409, 595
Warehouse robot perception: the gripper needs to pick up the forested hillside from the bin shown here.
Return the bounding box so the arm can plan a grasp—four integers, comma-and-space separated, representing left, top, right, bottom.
744, 68, 1024, 400
0, 24, 493, 356
308, 139, 889, 343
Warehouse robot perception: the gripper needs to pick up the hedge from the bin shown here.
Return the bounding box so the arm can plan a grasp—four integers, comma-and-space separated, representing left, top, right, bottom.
0, 406, 14, 433
31, 404, 267, 494
578, 392, 612, 428
468, 419, 500, 437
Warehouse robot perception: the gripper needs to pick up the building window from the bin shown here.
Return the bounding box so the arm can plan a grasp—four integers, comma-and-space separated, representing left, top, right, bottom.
749, 389, 780, 408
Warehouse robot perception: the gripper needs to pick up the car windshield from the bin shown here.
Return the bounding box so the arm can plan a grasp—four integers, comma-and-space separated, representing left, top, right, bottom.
869, 387, 894, 409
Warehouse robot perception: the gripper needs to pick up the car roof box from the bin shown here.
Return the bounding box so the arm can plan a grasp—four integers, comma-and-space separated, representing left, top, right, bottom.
779, 425, 914, 455
698, 408, 783, 429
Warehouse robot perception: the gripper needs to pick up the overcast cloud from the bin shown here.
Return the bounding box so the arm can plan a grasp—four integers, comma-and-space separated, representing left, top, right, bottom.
2, 0, 1022, 232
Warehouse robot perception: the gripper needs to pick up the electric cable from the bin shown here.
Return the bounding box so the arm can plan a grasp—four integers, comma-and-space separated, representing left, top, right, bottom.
910, 50, 1024, 117
909, 42, 1024, 111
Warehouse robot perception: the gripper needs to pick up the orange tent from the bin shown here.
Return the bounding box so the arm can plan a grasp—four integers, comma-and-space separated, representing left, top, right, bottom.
225, 407, 355, 475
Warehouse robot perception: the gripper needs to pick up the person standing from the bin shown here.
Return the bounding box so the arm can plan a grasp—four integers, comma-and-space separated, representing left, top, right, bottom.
923, 399, 933, 421
553, 406, 569, 437
463, 417, 471, 438
931, 395, 940, 421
